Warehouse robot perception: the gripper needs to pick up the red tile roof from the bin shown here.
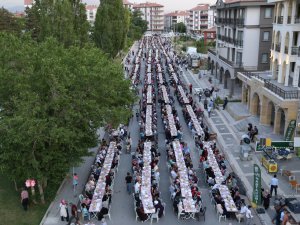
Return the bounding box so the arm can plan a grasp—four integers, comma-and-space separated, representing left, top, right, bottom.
85, 5, 98, 11
24, 0, 33, 5
224, 0, 265, 3
123, 0, 133, 5
203, 27, 216, 32
165, 11, 189, 17
190, 4, 209, 11
133, 2, 164, 8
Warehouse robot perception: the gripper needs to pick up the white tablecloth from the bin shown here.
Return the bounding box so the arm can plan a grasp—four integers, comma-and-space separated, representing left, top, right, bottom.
147, 85, 152, 104
145, 105, 153, 136
161, 85, 170, 104
89, 142, 116, 212
172, 141, 197, 213
166, 105, 178, 137
178, 86, 189, 104
186, 105, 204, 137
141, 142, 155, 213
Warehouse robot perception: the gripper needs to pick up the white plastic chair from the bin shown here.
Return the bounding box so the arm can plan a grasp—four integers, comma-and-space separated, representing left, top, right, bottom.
217, 205, 226, 222
150, 209, 159, 223
103, 205, 111, 220
177, 203, 185, 220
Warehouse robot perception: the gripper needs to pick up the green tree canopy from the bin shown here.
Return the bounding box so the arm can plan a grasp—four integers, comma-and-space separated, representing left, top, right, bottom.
0, 33, 134, 203
127, 9, 147, 41
94, 0, 129, 57
0, 7, 23, 35
172, 22, 186, 33
25, 0, 89, 47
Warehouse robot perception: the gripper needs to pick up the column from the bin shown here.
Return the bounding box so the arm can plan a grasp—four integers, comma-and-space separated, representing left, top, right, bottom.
241, 85, 246, 103
278, 64, 283, 83
291, 0, 296, 24
220, 70, 223, 84
273, 105, 281, 134
229, 78, 235, 97
259, 97, 269, 125
250, 93, 257, 115
284, 62, 290, 86
247, 89, 251, 109
293, 66, 299, 87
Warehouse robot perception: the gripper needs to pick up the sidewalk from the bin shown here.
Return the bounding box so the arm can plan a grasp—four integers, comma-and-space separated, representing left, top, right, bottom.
40, 128, 105, 225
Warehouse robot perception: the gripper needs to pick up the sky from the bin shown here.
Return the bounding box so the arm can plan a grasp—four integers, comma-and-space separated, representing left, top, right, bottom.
0, 0, 215, 13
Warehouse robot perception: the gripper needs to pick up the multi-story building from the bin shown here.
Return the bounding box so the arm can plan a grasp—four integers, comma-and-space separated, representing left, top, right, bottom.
188, 4, 215, 33
24, 0, 33, 8
208, 0, 274, 97
86, 5, 98, 24
133, 2, 164, 32
164, 11, 189, 32
123, 0, 133, 11
236, 0, 300, 136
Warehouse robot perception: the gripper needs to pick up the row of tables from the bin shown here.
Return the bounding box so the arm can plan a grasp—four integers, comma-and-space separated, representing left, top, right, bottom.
186, 105, 204, 138
172, 140, 197, 213
89, 142, 116, 212
204, 142, 238, 212
165, 105, 178, 137
141, 141, 156, 213
146, 85, 153, 104
177, 86, 190, 104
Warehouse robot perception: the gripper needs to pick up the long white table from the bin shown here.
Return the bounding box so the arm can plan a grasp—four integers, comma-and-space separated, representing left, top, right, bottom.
178, 86, 189, 104
161, 85, 170, 104
145, 105, 153, 136
166, 105, 178, 137
147, 85, 152, 104
203, 142, 238, 212
172, 72, 178, 84
186, 105, 204, 137
158, 73, 164, 84
141, 142, 156, 213
172, 141, 197, 213
147, 73, 152, 85
89, 142, 116, 212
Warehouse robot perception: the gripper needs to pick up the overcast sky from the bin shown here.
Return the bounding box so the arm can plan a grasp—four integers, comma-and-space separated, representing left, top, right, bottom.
0, 0, 214, 12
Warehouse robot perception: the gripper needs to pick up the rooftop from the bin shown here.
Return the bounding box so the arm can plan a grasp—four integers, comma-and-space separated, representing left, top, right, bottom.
165, 11, 189, 17
123, 0, 133, 5
203, 26, 216, 32
24, 0, 33, 5
190, 4, 209, 11
85, 5, 98, 10
133, 2, 164, 8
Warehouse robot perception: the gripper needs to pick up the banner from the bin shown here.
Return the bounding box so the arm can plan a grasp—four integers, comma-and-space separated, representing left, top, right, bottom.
255, 141, 294, 152
252, 164, 261, 206
285, 120, 296, 141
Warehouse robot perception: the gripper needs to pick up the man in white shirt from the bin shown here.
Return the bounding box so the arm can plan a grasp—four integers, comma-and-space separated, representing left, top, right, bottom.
134, 181, 141, 194
270, 174, 279, 196
245, 205, 253, 225
171, 169, 177, 180
236, 202, 247, 222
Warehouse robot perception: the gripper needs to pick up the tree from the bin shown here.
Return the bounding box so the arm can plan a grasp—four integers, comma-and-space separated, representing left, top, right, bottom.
127, 10, 147, 41
172, 22, 186, 33
0, 33, 134, 203
94, 0, 129, 57
0, 7, 23, 35
25, 0, 89, 47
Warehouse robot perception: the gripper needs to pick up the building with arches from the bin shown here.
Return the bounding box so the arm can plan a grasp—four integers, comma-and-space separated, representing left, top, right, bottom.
237, 0, 300, 136
207, 0, 274, 97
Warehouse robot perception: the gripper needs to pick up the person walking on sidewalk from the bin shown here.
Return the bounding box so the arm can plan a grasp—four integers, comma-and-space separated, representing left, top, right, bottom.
59, 199, 69, 222
73, 173, 79, 196
189, 84, 193, 94
245, 205, 253, 225
223, 97, 228, 110
125, 172, 133, 194
270, 174, 279, 197
21, 188, 29, 211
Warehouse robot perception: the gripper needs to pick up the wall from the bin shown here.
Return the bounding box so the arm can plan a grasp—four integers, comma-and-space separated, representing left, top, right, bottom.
243, 28, 260, 69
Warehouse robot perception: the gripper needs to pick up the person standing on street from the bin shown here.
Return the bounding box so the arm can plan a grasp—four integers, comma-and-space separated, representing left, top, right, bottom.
73, 173, 79, 196
59, 199, 69, 222
198, 91, 202, 102
189, 83, 193, 94
21, 188, 29, 211
125, 172, 133, 194
245, 205, 253, 225
270, 174, 278, 197
223, 97, 228, 110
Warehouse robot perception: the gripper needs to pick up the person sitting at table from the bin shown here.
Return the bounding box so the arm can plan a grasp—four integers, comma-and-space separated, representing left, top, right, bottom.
200, 148, 208, 162
205, 167, 215, 180
214, 194, 223, 205
105, 175, 112, 187
207, 177, 215, 187
134, 180, 141, 194
154, 199, 164, 218
233, 191, 241, 203
97, 195, 109, 221
136, 205, 148, 222
170, 168, 178, 180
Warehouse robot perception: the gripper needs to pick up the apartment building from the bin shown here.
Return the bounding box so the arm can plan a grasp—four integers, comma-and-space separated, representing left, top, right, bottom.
188, 4, 215, 33
123, 0, 133, 11
236, 0, 300, 136
133, 2, 164, 32
86, 5, 97, 24
164, 11, 189, 32
208, 0, 274, 98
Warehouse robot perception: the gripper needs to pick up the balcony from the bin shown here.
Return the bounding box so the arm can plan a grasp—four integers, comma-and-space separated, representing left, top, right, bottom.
234, 39, 243, 48
277, 16, 283, 24
291, 46, 299, 55
295, 17, 300, 23
208, 48, 216, 56
275, 44, 281, 52
287, 16, 291, 24
284, 46, 288, 54
240, 72, 299, 99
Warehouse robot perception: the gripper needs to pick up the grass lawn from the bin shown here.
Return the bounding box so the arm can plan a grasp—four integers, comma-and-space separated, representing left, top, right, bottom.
0, 175, 49, 225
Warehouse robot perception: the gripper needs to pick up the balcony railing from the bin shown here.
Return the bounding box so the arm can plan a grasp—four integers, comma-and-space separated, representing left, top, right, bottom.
241, 72, 299, 99
277, 16, 283, 24
291, 46, 298, 55
275, 44, 281, 52
265, 81, 299, 99
234, 39, 243, 48
208, 48, 216, 56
